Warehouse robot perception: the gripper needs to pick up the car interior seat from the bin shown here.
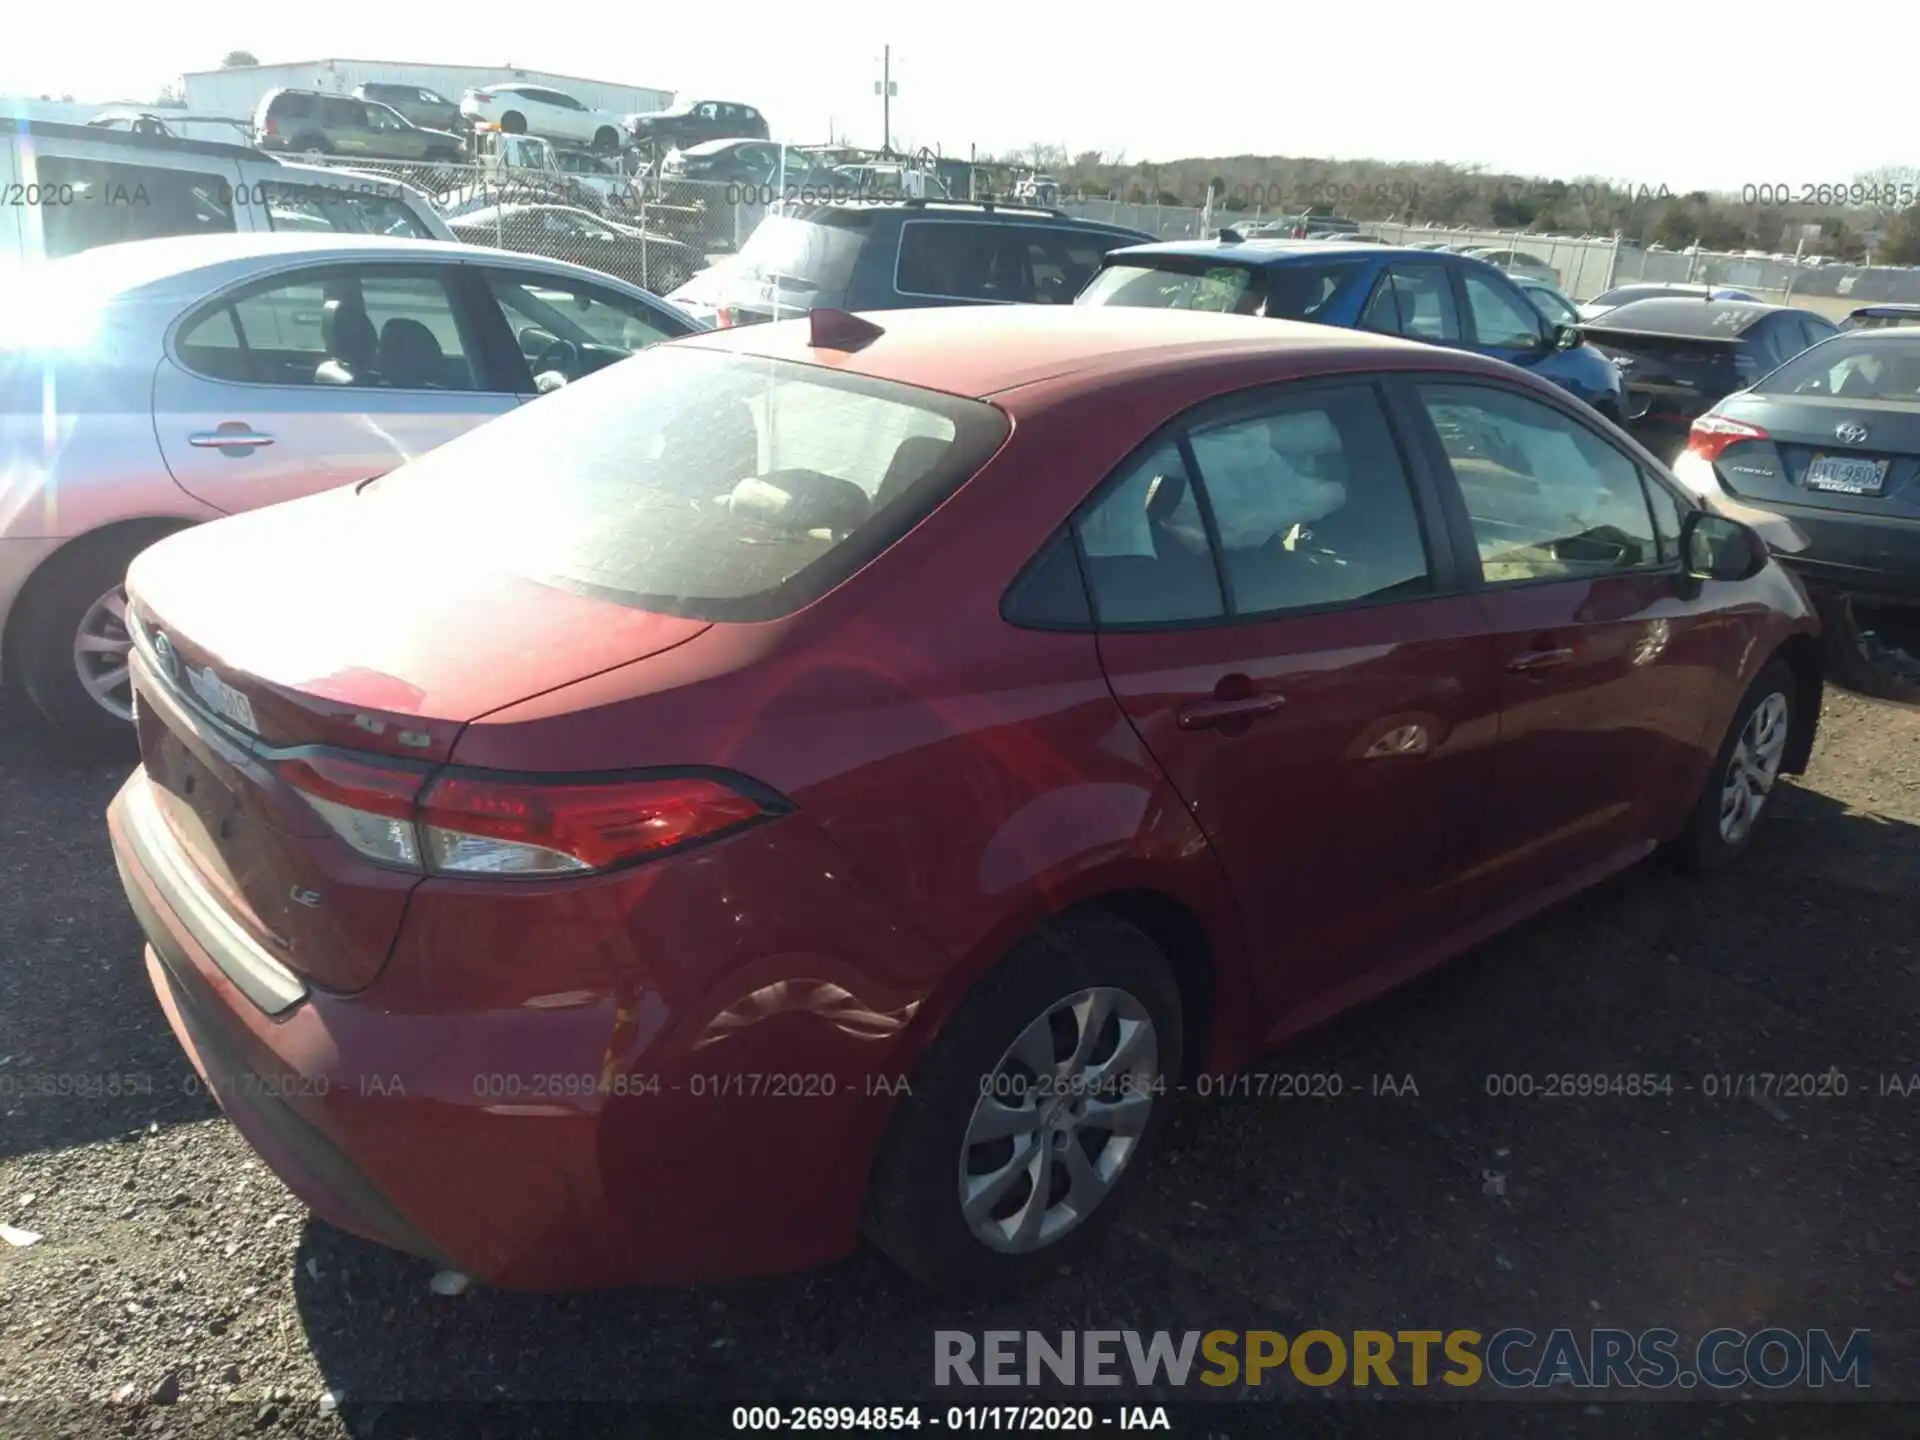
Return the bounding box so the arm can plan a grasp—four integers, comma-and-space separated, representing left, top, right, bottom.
377, 318, 447, 389
314, 300, 380, 385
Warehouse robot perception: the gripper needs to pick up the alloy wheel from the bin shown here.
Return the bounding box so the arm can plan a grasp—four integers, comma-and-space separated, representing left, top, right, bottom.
72, 584, 135, 721
958, 986, 1159, 1254
1718, 691, 1789, 844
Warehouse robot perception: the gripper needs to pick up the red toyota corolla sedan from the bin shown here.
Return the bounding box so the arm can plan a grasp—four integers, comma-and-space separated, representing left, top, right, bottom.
109, 304, 1821, 1298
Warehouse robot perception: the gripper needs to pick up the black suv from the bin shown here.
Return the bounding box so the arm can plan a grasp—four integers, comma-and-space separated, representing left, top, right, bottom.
626, 99, 768, 152
663, 200, 1152, 326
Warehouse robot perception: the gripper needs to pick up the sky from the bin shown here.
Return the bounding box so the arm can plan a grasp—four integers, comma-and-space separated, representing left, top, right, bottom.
2, 0, 1913, 195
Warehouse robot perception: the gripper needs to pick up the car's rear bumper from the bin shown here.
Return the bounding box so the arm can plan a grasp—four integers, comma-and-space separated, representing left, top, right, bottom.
1730, 499, 1920, 604
109, 765, 948, 1289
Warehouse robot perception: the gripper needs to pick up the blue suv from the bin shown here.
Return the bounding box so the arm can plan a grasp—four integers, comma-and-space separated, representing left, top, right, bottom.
1077, 237, 1625, 421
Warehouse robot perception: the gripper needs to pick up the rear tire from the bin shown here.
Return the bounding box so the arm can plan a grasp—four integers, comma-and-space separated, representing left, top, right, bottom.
12, 526, 179, 757
500, 111, 526, 135
593, 126, 621, 153
1668, 659, 1798, 873
862, 912, 1183, 1300
294, 133, 331, 157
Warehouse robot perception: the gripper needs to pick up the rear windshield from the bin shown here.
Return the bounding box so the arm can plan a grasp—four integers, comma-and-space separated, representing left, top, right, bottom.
362, 346, 1009, 621
1754, 334, 1920, 400
1591, 285, 1694, 307
1078, 258, 1361, 320
727, 213, 870, 300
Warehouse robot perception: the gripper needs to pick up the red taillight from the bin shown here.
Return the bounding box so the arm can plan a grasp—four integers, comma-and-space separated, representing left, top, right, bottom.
276, 754, 770, 877
1687, 413, 1770, 465
264, 117, 279, 136
472, 91, 493, 103
421, 775, 764, 875
715, 306, 736, 328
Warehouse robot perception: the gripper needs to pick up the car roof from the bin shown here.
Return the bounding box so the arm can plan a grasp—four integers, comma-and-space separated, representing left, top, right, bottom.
790, 200, 1140, 234
681, 137, 769, 154
1582, 297, 1783, 334
0, 115, 264, 162
675, 304, 1519, 404
1849, 303, 1920, 316
31, 233, 640, 304
1108, 238, 1396, 265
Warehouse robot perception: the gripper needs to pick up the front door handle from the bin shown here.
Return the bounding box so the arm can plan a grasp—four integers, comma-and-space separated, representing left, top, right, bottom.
188, 427, 275, 449
1177, 693, 1287, 730
1507, 646, 1574, 673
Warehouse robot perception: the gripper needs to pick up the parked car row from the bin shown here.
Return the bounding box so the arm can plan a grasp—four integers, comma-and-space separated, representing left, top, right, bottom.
241, 83, 775, 166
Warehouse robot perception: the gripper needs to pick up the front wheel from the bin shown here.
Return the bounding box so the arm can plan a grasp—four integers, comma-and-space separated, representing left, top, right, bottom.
1669, 659, 1798, 872
863, 912, 1183, 1299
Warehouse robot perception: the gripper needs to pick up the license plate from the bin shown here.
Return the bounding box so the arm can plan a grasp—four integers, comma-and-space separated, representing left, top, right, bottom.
1804, 453, 1889, 496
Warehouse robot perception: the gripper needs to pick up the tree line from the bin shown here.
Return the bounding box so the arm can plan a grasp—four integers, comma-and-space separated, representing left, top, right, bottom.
985, 146, 1920, 265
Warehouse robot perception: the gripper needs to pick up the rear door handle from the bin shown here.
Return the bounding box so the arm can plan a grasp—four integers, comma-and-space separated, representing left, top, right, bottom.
188, 429, 275, 448
1177, 693, 1287, 730
1507, 646, 1574, 673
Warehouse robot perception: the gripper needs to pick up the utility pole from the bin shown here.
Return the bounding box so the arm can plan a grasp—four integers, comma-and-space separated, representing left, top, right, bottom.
875, 46, 897, 154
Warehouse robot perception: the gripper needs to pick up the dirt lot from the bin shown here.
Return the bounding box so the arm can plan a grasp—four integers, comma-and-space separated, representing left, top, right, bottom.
2, 679, 1918, 1431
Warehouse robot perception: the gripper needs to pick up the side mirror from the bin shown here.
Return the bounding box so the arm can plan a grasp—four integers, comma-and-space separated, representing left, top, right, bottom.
1681, 509, 1767, 582
1554, 323, 1583, 351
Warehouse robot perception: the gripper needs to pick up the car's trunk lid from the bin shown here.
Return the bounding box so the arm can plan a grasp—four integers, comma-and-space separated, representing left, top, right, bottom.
123, 486, 710, 992
1584, 327, 1747, 424
1713, 394, 1920, 520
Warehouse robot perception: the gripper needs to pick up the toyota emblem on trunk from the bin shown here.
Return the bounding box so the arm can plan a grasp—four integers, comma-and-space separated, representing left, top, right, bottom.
1836, 422, 1870, 444
152, 631, 179, 683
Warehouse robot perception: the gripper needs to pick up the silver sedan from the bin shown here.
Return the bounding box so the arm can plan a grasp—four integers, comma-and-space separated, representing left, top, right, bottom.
0, 232, 702, 747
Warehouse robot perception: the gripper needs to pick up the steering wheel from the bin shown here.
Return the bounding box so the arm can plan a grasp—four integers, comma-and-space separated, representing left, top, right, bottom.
532, 337, 579, 379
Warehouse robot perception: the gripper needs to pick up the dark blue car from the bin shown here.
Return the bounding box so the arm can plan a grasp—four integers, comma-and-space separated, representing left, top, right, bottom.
1077, 237, 1625, 422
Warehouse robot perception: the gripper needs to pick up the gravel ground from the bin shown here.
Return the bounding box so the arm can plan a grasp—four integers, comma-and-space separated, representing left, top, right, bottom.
2, 680, 1918, 1434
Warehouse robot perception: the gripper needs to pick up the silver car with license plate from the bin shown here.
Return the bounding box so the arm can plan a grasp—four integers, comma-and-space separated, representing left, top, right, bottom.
0, 232, 702, 748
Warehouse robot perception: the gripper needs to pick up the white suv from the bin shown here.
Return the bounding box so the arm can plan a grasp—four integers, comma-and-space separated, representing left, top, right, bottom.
0, 116, 451, 264
460, 84, 627, 152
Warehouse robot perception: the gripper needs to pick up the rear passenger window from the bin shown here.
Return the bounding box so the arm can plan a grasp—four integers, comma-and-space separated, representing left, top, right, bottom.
1189, 386, 1432, 614
1074, 439, 1225, 624
1072, 385, 1434, 624
1359, 265, 1461, 342
177, 269, 479, 390
36, 157, 236, 259
897, 221, 1027, 302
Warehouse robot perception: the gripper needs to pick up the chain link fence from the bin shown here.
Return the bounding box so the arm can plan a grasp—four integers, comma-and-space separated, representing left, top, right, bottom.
294, 157, 755, 295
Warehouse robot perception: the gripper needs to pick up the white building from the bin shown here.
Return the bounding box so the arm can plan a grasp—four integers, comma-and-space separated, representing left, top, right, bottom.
182, 59, 673, 122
